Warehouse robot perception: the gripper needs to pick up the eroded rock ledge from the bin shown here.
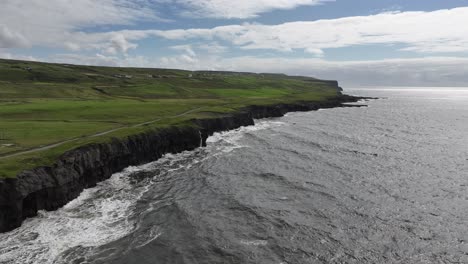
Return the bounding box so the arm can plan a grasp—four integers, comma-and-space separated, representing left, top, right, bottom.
0, 94, 364, 233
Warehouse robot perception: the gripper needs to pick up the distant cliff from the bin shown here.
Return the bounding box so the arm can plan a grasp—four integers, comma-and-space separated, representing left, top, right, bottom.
0, 94, 362, 233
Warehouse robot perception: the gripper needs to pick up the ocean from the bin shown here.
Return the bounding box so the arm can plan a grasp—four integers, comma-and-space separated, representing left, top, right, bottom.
0, 87, 467, 264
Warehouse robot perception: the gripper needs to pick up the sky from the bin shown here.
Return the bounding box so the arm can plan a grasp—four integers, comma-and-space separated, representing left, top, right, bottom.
1, 0, 468, 86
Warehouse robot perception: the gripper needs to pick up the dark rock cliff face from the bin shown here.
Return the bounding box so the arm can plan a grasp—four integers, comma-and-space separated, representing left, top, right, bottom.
0, 94, 361, 233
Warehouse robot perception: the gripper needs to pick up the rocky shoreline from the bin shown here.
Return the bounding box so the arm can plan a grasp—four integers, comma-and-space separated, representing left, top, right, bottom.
0, 94, 366, 233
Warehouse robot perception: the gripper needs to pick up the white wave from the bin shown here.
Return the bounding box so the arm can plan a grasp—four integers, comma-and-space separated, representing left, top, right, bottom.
0, 117, 287, 263
240, 240, 268, 246
0, 171, 141, 264
132, 225, 163, 249
207, 120, 285, 146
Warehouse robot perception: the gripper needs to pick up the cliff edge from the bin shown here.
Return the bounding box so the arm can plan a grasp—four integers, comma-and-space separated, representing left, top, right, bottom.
0, 95, 362, 233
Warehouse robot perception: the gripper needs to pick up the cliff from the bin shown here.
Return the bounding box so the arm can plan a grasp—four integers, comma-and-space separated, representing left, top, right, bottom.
0, 95, 363, 233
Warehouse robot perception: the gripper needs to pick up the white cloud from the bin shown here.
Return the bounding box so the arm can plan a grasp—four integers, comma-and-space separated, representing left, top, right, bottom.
304, 48, 324, 56
51, 7, 459, 58
150, 7, 468, 54
0, 0, 159, 52
198, 42, 229, 54
3, 2, 467, 58
0, 25, 30, 48
0, 51, 37, 61
105, 34, 139, 54
175, 0, 331, 19
170, 44, 197, 57
163, 53, 198, 65
0, 0, 330, 52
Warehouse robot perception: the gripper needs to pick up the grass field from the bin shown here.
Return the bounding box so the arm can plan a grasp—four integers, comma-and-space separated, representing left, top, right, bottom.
0, 58, 342, 178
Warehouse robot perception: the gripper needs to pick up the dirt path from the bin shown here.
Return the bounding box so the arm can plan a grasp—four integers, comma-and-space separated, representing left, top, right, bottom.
0, 107, 204, 160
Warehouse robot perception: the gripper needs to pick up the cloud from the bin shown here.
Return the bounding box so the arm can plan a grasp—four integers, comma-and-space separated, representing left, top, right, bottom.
105, 34, 139, 54
149, 7, 468, 55
175, 0, 331, 19
0, 0, 160, 52
170, 44, 197, 57
160, 54, 198, 67
0, 0, 330, 52
0, 51, 37, 61
198, 42, 229, 54
3, 2, 467, 58
0, 25, 30, 48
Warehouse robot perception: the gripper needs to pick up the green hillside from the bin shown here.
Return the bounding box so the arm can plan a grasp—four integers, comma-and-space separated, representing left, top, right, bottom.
0, 59, 342, 178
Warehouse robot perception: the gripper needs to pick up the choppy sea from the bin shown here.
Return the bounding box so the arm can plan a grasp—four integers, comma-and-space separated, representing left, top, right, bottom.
1, 87, 467, 264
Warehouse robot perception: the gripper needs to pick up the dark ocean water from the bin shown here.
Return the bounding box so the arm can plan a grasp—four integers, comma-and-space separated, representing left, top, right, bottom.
1, 87, 467, 264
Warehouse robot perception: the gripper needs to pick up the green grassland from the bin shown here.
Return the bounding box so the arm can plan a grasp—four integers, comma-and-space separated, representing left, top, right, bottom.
0, 59, 341, 178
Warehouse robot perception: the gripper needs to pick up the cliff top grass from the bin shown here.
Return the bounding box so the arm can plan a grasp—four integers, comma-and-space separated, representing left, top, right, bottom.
0, 58, 342, 178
